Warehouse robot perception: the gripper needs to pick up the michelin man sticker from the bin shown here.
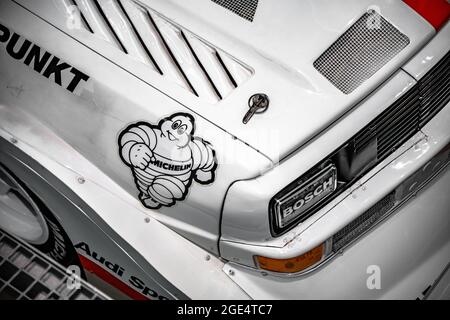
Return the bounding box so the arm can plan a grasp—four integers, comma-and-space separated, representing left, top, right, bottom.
118, 113, 217, 209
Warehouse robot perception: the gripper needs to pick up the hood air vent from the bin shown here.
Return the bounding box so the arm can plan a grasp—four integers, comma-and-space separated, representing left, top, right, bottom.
211, 0, 259, 22
314, 10, 410, 94
70, 0, 252, 103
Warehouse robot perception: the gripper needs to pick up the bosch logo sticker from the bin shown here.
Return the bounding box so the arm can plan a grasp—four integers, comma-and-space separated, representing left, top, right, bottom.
118, 113, 217, 209
273, 163, 337, 228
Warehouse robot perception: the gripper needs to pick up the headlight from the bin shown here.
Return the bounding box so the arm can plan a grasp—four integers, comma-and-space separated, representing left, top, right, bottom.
270, 133, 378, 235
270, 161, 337, 232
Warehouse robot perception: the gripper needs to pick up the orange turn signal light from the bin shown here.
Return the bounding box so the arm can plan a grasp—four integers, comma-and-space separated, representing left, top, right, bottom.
256, 243, 324, 273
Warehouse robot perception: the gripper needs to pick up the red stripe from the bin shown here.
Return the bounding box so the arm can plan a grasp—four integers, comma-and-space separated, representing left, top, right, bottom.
78, 254, 149, 300
403, 0, 450, 30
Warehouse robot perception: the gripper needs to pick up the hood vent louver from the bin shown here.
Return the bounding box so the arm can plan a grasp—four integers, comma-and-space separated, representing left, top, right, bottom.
211, 0, 259, 22
71, 0, 252, 103
314, 10, 410, 94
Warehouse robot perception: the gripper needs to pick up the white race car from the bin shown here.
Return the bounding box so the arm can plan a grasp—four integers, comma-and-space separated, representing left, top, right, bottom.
0, 0, 449, 300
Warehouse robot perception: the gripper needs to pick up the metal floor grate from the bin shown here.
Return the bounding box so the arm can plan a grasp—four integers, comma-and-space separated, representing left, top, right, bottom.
0, 229, 108, 300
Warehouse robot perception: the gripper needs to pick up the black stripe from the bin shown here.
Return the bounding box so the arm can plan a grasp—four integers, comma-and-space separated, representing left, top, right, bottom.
180, 30, 222, 100
68, 0, 94, 33
116, 0, 163, 75
92, 0, 128, 53
145, 10, 199, 97
215, 51, 237, 88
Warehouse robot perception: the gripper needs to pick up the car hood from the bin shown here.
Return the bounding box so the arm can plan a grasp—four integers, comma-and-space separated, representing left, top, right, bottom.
149, 0, 434, 162
17, 0, 435, 163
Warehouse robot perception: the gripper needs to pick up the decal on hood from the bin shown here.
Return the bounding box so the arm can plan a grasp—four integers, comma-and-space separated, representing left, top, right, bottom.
0, 23, 89, 95
118, 113, 217, 209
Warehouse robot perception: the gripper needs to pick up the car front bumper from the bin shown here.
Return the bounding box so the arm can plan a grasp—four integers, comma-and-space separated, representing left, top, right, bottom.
220, 17, 450, 298
224, 134, 450, 299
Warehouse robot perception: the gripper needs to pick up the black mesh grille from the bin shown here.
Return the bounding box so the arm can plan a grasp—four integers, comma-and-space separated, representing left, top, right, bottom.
314, 10, 410, 94
211, 0, 258, 22
332, 53, 450, 250
418, 51, 450, 126
332, 191, 396, 252
353, 84, 421, 160
353, 50, 450, 163
271, 51, 449, 236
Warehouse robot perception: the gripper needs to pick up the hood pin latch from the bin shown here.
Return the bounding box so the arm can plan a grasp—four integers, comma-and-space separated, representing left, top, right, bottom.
243, 93, 269, 124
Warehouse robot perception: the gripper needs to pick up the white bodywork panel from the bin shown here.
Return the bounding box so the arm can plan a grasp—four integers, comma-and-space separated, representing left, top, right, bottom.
11, 0, 435, 161
0, 0, 448, 300
221, 70, 417, 247
0, 0, 272, 255
220, 21, 450, 265
220, 21, 450, 299
0, 84, 250, 300
224, 167, 450, 299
